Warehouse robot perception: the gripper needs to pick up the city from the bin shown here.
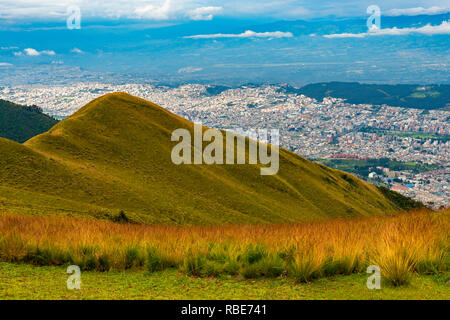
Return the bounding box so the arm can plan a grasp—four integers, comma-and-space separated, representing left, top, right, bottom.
1, 82, 448, 208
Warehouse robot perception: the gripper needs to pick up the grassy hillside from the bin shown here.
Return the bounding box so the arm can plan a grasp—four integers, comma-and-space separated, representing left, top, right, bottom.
0, 93, 421, 224
0, 99, 58, 143
295, 82, 450, 109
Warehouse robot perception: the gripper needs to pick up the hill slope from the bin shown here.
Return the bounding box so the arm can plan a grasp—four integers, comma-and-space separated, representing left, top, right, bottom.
0, 93, 420, 224
295, 82, 450, 110
0, 99, 58, 143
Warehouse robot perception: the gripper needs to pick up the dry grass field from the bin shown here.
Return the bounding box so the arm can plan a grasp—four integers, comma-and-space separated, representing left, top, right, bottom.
0, 210, 447, 286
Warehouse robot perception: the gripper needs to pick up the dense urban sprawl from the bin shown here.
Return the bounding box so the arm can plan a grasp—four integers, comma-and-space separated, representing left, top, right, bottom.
1, 83, 448, 208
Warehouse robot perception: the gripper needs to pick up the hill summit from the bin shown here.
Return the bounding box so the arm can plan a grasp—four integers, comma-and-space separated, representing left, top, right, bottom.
0, 93, 420, 224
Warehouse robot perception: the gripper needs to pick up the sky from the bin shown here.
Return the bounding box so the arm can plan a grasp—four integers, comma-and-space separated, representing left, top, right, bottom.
0, 0, 449, 23
0, 1, 449, 86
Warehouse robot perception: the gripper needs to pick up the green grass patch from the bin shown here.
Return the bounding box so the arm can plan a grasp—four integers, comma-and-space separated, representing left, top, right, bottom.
0, 262, 448, 300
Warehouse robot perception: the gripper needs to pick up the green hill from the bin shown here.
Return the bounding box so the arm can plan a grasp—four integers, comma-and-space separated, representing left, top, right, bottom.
0, 99, 58, 143
294, 82, 450, 110
0, 93, 421, 224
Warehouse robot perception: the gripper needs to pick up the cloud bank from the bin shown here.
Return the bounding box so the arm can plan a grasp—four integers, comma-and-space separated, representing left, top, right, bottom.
386, 6, 450, 16
1, 1, 449, 24
185, 30, 294, 39
324, 21, 450, 38
0, 0, 311, 21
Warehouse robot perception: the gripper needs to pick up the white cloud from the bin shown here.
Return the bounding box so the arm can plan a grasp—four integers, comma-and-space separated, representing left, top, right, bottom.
15, 48, 56, 56
134, 0, 173, 20
24, 48, 41, 56
134, 1, 221, 21
324, 21, 450, 38
178, 66, 203, 73
187, 6, 222, 21
386, 6, 450, 16
70, 48, 84, 54
0, 62, 13, 67
185, 30, 294, 39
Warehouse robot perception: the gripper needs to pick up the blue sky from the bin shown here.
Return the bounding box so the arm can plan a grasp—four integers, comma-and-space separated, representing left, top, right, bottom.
0, 1, 449, 86
0, 0, 449, 23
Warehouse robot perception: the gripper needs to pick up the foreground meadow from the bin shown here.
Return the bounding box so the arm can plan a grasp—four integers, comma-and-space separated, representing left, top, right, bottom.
0, 262, 448, 300
0, 210, 448, 288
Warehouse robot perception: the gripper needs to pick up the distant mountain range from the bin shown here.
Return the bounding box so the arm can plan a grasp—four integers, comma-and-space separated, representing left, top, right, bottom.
0, 99, 58, 143
0, 93, 421, 224
289, 82, 450, 109
1, 13, 449, 86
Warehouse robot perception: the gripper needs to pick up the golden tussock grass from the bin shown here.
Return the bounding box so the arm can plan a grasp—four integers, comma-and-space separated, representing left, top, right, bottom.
0, 210, 448, 285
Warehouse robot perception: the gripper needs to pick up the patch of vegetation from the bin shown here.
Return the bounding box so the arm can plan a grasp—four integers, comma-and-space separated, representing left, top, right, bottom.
204, 85, 231, 96
316, 158, 441, 177
297, 82, 450, 110
113, 210, 130, 223
0, 99, 58, 143
376, 186, 424, 211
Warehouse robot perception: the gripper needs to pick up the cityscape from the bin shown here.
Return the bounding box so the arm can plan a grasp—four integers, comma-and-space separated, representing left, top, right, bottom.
1, 82, 448, 208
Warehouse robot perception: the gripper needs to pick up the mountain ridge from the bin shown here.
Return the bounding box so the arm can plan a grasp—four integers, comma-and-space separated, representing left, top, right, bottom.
0, 92, 421, 224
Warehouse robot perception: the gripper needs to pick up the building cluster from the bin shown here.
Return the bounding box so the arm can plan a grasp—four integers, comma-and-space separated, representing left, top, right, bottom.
1, 83, 448, 208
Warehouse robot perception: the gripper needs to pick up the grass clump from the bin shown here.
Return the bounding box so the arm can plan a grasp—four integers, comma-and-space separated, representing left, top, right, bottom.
74, 246, 98, 271
146, 248, 177, 272
240, 245, 267, 265
183, 252, 207, 277
374, 248, 417, 287
124, 246, 145, 269
240, 255, 284, 279
0, 235, 27, 263
288, 252, 324, 283
96, 254, 111, 272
